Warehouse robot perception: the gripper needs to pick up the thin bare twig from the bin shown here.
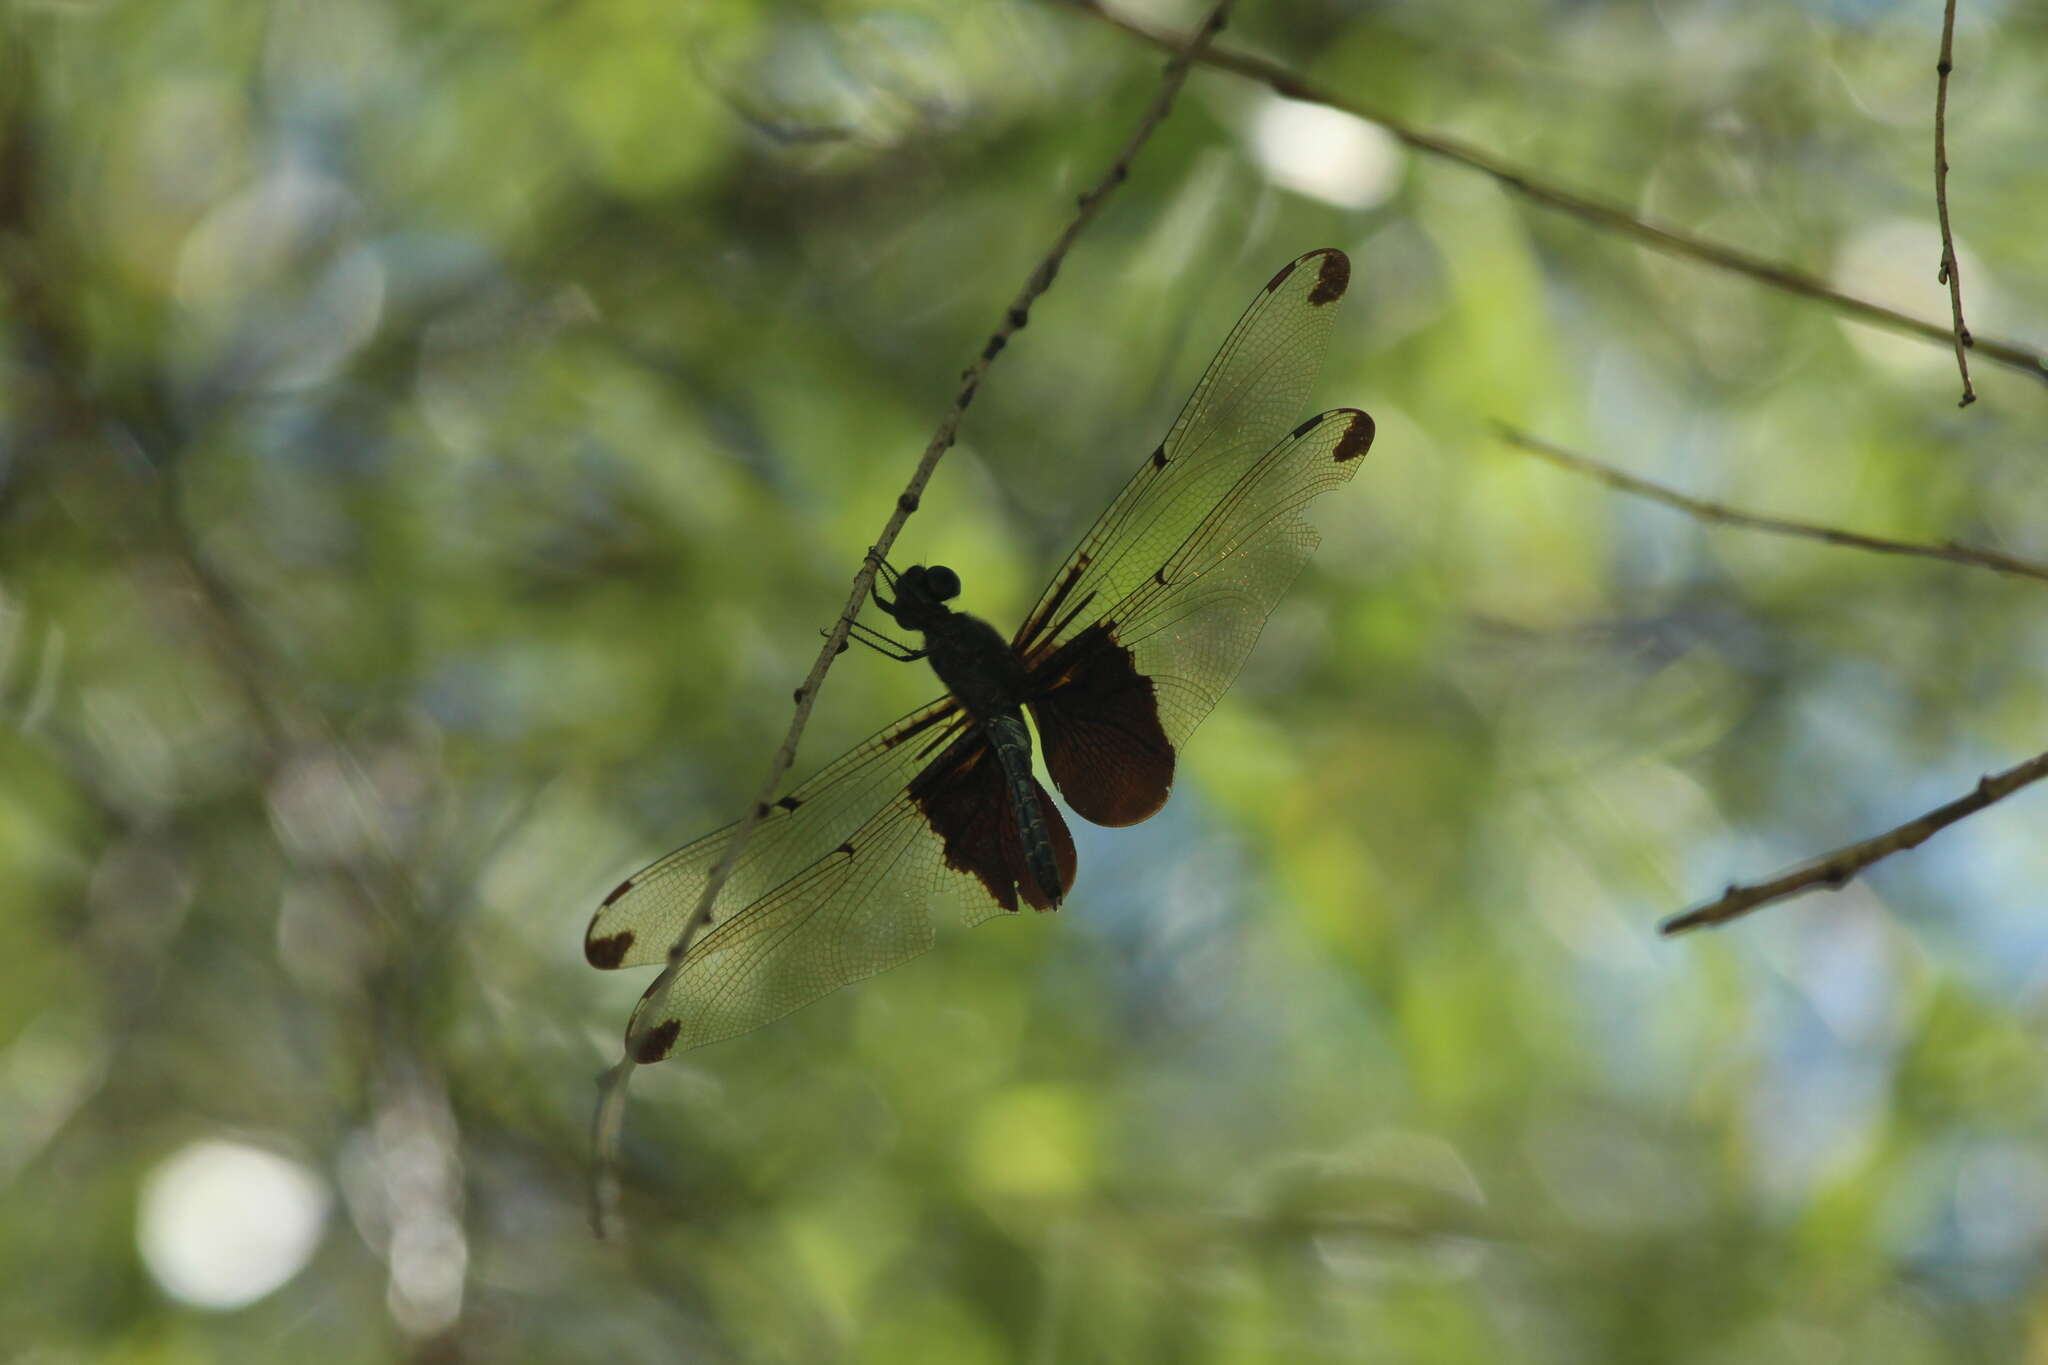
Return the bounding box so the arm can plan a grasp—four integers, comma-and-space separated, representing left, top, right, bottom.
1062, 0, 2048, 389
1663, 748, 2048, 934
1933, 0, 1975, 407
1495, 425, 2048, 586
588, 0, 1240, 1239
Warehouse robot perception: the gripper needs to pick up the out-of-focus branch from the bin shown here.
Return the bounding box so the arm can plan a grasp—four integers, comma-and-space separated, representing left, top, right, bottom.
1062, 0, 2048, 389
1932, 0, 1975, 407
589, 0, 1242, 1240
1663, 748, 2048, 934
1496, 425, 2048, 587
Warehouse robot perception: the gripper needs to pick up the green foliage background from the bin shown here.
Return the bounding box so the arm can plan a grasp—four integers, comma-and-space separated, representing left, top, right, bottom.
3, 0, 2046, 1360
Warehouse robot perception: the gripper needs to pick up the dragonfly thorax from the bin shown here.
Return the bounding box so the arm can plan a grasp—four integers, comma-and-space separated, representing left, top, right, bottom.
878, 565, 1028, 719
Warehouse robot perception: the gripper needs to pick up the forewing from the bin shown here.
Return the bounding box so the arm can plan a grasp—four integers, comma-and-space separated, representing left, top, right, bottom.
585, 698, 964, 971
1013, 247, 1352, 661
619, 729, 1076, 1060
1015, 247, 1370, 823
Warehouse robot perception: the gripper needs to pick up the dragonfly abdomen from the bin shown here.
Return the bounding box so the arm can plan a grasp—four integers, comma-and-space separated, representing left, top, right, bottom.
983, 710, 1065, 910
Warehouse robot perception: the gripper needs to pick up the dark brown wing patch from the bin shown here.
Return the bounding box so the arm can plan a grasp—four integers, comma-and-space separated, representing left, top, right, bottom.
588, 878, 640, 966
1027, 623, 1175, 827
586, 930, 635, 969
1332, 409, 1375, 461
909, 734, 1077, 911
630, 1017, 683, 1064
1307, 249, 1349, 306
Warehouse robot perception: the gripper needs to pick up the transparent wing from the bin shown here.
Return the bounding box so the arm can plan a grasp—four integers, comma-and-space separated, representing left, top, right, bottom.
587, 705, 1075, 1060
584, 698, 966, 972
1013, 247, 1353, 663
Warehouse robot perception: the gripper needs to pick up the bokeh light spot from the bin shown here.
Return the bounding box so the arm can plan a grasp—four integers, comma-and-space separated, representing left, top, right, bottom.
137, 1139, 330, 1310
1247, 95, 1402, 209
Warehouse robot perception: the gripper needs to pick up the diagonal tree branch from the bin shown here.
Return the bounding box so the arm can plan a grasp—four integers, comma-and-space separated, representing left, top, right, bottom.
1062, 0, 2048, 389
590, 0, 1242, 1240
1663, 748, 2048, 934
1495, 425, 2048, 587
1932, 0, 1975, 407
1491, 423, 2048, 933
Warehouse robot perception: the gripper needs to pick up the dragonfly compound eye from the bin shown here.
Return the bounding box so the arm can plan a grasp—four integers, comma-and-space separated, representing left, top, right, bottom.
924, 566, 962, 601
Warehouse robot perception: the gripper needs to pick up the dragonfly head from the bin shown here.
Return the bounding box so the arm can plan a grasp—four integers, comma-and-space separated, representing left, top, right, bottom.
900, 564, 961, 605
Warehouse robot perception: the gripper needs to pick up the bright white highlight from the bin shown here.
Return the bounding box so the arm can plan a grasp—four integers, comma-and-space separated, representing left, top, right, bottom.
137, 1139, 330, 1309
1248, 96, 1402, 210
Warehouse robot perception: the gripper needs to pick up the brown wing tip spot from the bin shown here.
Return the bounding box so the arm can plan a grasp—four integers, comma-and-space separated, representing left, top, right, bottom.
1333, 410, 1376, 462
586, 930, 635, 969
630, 1018, 683, 1063
1307, 249, 1350, 306
1150, 444, 1167, 469
601, 878, 635, 907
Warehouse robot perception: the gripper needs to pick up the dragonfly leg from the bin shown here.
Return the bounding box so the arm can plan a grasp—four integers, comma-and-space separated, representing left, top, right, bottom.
839, 619, 925, 662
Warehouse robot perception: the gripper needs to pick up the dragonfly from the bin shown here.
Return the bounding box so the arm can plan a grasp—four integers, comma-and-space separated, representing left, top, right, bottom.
587, 248, 1373, 1061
